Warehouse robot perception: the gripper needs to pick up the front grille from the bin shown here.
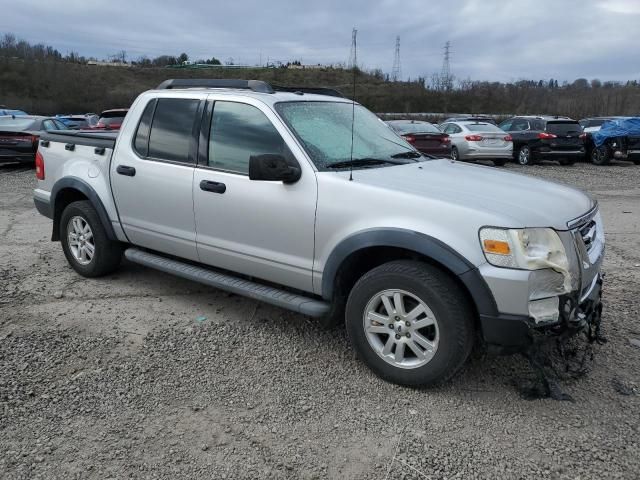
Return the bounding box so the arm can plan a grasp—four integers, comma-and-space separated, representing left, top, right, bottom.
579, 220, 597, 253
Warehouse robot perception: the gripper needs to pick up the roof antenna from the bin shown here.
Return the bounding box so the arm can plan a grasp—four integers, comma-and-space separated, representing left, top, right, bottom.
348, 28, 358, 181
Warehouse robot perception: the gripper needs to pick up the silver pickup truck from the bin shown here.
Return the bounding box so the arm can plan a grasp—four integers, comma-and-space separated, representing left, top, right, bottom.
33, 79, 604, 387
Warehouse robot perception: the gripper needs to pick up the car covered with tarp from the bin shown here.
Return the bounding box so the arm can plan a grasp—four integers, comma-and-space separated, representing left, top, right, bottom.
588, 117, 640, 165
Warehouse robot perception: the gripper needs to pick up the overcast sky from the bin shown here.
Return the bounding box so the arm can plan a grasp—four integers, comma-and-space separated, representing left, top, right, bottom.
1, 0, 639, 82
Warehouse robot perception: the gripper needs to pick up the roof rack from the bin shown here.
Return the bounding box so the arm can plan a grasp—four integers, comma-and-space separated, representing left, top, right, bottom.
156, 79, 274, 93
155, 79, 344, 97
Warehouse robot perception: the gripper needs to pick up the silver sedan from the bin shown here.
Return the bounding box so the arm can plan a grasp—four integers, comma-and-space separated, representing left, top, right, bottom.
439, 121, 513, 166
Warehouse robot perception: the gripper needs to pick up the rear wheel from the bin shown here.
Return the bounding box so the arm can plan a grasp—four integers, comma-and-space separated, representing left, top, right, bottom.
492, 159, 507, 167
450, 146, 459, 161
345, 260, 475, 387
517, 145, 532, 165
590, 146, 610, 165
60, 200, 122, 277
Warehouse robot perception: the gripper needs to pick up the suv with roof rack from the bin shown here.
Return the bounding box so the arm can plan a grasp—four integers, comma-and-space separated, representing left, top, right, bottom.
499, 116, 586, 165
32, 79, 604, 387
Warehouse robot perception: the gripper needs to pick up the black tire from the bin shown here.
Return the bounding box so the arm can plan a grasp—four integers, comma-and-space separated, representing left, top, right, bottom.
633, 160, 640, 166
590, 146, 610, 165
60, 200, 122, 277
345, 260, 475, 387
450, 146, 459, 161
517, 145, 532, 165
559, 158, 575, 166
492, 159, 507, 167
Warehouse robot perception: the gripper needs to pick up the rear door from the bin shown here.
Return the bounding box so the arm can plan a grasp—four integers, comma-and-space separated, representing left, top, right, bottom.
111, 95, 202, 261
193, 97, 317, 291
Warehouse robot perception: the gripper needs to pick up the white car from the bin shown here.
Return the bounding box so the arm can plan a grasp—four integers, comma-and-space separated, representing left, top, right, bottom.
439, 121, 513, 166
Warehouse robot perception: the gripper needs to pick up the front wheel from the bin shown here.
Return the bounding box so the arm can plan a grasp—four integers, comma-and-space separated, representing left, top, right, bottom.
60, 200, 123, 277
345, 260, 475, 387
450, 146, 459, 161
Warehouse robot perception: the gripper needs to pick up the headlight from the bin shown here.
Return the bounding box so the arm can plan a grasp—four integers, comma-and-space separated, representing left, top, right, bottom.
479, 227, 572, 293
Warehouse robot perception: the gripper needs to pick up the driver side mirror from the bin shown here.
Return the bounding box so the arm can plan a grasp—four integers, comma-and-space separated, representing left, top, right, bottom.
249, 154, 301, 184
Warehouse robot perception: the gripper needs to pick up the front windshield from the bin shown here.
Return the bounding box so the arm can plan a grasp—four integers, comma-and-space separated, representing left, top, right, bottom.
275, 101, 421, 170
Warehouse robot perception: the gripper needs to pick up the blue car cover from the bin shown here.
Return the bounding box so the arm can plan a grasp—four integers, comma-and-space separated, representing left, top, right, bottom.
592, 117, 640, 147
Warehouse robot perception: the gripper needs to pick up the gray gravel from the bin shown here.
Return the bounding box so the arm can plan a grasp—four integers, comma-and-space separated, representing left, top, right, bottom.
1, 160, 639, 479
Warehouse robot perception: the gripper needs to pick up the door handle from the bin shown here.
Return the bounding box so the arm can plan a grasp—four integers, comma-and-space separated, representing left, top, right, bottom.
200, 180, 226, 194
116, 165, 136, 177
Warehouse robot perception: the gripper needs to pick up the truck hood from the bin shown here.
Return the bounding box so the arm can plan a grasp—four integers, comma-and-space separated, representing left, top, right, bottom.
347, 159, 594, 230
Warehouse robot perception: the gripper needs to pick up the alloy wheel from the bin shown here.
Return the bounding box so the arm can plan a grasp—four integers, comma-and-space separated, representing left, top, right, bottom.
67, 216, 95, 265
363, 289, 439, 369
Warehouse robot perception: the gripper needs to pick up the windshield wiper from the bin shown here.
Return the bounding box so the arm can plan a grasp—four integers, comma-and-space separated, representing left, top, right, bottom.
325, 158, 409, 169
390, 150, 422, 159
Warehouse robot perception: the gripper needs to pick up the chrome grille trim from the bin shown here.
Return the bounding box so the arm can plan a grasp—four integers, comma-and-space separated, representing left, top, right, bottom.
567, 202, 598, 229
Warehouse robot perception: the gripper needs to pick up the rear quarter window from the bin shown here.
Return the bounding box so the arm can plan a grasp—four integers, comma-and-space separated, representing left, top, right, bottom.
147, 98, 199, 163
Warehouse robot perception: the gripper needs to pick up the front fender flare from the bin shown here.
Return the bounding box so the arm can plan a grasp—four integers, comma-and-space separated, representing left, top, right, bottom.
320, 228, 498, 317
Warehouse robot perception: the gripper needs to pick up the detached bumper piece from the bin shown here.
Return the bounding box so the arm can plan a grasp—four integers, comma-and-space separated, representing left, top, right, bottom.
517, 275, 604, 401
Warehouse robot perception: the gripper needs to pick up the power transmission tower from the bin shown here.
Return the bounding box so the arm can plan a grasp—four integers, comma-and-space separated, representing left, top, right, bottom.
348, 28, 358, 69
391, 36, 401, 81
439, 41, 453, 91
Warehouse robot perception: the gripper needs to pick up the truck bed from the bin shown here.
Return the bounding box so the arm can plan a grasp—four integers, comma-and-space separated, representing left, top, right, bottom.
40, 130, 118, 149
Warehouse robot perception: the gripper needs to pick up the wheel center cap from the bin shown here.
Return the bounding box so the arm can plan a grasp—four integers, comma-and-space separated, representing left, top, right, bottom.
395, 322, 407, 335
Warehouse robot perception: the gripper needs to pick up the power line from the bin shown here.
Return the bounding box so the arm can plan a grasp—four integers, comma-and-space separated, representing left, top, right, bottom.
391, 35, 401, 81
348, 28, 358, 69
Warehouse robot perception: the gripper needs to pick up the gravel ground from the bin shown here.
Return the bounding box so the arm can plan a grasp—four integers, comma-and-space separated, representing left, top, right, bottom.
1, 160, 639, 479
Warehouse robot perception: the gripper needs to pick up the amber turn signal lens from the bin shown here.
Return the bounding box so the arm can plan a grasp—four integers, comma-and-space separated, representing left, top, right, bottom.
482, 239, 511, 255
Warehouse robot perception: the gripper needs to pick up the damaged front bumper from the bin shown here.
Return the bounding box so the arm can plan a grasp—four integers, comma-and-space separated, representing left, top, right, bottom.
480, 273, 604, 352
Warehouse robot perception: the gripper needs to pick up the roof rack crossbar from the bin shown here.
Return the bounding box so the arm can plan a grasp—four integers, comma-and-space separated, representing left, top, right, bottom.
156, 79, 275, 93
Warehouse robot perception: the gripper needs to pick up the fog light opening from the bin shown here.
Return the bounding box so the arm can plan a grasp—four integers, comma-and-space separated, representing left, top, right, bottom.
529, 297, 560, 325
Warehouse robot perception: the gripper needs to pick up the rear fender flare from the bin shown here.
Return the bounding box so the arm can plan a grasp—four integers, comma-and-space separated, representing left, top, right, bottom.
50, 177, 116, 241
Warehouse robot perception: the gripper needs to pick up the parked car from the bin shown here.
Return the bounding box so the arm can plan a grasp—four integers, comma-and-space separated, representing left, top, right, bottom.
56, 115, 99, 130
443, 115, 497, 126
438, 121, 512, 166
589, 117, 640, 165
34, 78, 604, 387
0, 108, 28, 116
93, 109, 129, 130
499, 116, 585, 165
579, 116, 628, 134
0, 115, 67, 165
386, 120, 451, 157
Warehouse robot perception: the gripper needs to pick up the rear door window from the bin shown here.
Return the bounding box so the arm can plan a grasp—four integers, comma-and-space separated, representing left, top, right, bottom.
546, 122, 582, 135
208, 101, 291, 174
511, 119, 530, 131
148, 98, 199, 163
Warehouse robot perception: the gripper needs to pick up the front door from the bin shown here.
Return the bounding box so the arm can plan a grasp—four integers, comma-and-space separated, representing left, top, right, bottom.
111, 96, 202, 261
193, 98, 317, 291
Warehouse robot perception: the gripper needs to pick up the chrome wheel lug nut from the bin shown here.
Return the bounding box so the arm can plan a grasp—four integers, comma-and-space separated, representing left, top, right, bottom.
395, 334, 401, 340
406, 333, 411, 338
405, 321, 411, 327
388, 324, 394, 329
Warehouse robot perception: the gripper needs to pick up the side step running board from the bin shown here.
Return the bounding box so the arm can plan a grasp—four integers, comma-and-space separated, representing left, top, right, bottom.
124, 248, 330, 318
